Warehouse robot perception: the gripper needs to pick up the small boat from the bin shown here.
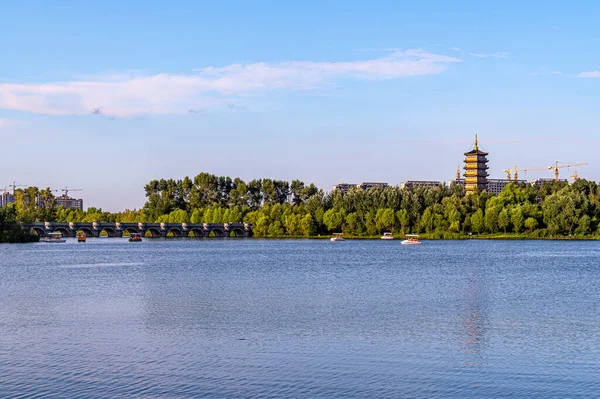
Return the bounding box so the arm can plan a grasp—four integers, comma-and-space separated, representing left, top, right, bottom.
330, 233, 345, 242
129, 233, 143, 242
77, 233, 86, 242
401, 234, 421, 245
42, 232, 67, 243
381, 232, 394, 240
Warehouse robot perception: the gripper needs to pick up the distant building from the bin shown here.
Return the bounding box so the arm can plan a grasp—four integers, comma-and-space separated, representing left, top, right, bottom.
401, 180, 442, 189
0, 191, 15, 207
486, 179, 527, 195
358, 182, 388, 190
332, 182, 388, 192
332, 183, 357, 193
55, 195, 84, 211
463, 134, 489, 194
532, 178, 568, 186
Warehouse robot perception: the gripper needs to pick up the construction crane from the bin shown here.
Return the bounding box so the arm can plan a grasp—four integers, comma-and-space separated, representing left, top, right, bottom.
62, 187, 82, 198
501, 165, 549, 181
549, 161, 588, 181
571, 171, 580, 182
7, 181, 28, 194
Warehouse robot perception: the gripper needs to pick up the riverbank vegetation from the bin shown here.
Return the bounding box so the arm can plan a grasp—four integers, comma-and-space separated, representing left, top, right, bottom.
10, 172, 600, 240
0, 204, 38, 243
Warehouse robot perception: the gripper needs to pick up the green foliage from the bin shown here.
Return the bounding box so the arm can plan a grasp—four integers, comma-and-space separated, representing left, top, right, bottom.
525, 217, 538, 232
0, 204, 36, 242
9, 175, 600, 240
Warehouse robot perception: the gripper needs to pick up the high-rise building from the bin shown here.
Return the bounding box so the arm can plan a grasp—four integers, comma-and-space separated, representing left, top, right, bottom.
55, 195, 84, 211
332, 183, 357, 193
0, 191, 15, 207
463, 134, 489, 194
401, 180, 442, 189
486, 178, 527, 195
332, 182, 388, 192
357, 182, 388, 190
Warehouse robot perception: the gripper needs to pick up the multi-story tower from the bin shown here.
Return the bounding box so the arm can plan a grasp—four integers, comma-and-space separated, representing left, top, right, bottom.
463, 134, 489, 194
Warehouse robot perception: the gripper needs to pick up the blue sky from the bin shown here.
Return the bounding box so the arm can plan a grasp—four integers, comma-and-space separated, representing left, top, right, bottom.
1, 0, 599, 211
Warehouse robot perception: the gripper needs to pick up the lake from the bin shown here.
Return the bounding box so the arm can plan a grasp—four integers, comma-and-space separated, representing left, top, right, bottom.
0, 238, 599, 398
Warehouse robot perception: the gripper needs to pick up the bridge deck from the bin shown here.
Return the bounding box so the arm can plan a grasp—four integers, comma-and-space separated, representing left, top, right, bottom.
28, 222, 251, 238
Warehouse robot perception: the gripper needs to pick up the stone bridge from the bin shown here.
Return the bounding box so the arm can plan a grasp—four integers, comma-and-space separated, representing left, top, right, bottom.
28, 222, 252, 238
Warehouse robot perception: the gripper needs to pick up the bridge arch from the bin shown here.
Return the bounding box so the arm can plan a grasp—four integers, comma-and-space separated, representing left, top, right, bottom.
189, 228, 206, 237
167, 227, 183, 237
77, 227, 95, 237
210, 228, 225, 237
230, 227, 246, 237
146, 228, 162, 238
99, 227, 116, 237
123, 227, 139, 235
53, 227, 72, 238
30, 227, 46, 237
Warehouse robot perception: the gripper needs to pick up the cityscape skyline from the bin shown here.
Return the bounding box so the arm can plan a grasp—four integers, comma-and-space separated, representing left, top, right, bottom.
1, 1, 598, 211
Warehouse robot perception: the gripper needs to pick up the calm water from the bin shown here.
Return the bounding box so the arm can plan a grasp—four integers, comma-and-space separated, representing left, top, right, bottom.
0, 239, 599, 398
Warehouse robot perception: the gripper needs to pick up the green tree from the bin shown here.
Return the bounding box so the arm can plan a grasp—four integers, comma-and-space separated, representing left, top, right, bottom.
471, 209, 484, 234
575, 214, 591, 235
420, 208, 434, 233
323, 209, 343, 232
375, 208, 395, 232
396, 209, 410, 234
525, 217, 538, 233
498, 208, 510, 234
511, 207, 524, 234
190, 209, 204, 223
484, 205, 500, 233
0, 204, 34, 242
300, 214, 316, 236
254, 215, 270, 237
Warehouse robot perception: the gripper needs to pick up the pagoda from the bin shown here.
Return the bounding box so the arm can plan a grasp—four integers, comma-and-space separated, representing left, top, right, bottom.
463, 134, 489, 194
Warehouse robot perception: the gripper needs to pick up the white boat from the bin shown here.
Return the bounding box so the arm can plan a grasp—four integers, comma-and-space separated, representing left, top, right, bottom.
401, 234, 421, 245
381, 232, 394, 240
330, 233, 345, 242
41, 232, 67, 243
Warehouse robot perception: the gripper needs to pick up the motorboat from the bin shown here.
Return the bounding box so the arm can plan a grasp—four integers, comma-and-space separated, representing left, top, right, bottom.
381, 232, 394, 240
77, 233, 86, 242
330, 233, 345, 242
42, 232, 67, 243
401, 234, 422, 245
129, 233, 143, 242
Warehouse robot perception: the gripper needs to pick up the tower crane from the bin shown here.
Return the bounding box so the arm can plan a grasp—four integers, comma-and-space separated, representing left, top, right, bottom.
571, 171, 580, 182
549, 161, 588, 181
7, 181, 28, 194
500, 165, 549, 181
62, 187, 82, 198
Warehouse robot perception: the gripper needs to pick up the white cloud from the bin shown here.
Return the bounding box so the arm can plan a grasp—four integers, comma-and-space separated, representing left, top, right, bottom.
451, 47, 508, 59
577, 71, 600, 78
0, 50, 460, 117
468, 52, 508, 59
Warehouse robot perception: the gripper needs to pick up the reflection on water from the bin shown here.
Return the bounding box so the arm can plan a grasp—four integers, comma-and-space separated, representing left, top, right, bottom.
459, 267, 488, 367
1, 239, 599, 397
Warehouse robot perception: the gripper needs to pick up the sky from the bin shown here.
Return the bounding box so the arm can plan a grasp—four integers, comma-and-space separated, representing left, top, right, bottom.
0, 0, 599, 211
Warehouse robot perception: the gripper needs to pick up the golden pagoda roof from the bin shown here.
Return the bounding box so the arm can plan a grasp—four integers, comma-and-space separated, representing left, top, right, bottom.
464, 133, 488, 156
464, 149, 489, 156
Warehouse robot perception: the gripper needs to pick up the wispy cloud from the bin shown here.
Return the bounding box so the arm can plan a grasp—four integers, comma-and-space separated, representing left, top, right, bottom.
0, 118, 19, 128
467, 52, 508, 59
576, 71, 600, 78
0, 49, 460, 117
451, 47, 508, 59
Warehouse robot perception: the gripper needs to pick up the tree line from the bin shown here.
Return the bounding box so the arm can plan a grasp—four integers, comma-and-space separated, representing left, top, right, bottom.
3, 172, 600, 241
